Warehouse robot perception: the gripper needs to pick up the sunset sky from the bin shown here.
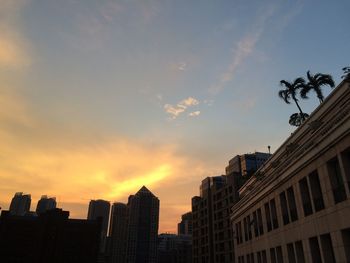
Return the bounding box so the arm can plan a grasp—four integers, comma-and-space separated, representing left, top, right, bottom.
0, 0, 349, 232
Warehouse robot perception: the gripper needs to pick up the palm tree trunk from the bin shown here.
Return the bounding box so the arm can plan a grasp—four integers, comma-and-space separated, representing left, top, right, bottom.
293, 99, 305, 121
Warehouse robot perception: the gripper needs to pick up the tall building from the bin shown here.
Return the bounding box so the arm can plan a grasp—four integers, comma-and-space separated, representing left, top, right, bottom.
9, 192, 31, 216
126, 186, 159, 263
231, 80, 350, 262
109, 202, 128, 263
225, 152, 271, 176
36, 195, 57, 214
108, 186, 159, 263
88, 199, 111, 253
192, 173, 243, 263
178, 212, 192, 236
0, 208, 101, 263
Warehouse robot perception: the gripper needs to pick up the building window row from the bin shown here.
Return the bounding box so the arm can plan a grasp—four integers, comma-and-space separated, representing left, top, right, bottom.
279, 186, 298, 225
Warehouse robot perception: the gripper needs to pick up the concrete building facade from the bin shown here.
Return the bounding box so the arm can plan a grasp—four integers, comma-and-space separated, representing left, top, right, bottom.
231, 81, 350, 263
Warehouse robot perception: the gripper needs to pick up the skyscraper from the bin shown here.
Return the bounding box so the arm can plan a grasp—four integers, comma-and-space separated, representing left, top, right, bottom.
87, 199, 110, 253
9, 192, 31, 216
109, 202, 128, 263
126, 186, 159, 263
36, 195, 57, 214
225, 152, 271, 176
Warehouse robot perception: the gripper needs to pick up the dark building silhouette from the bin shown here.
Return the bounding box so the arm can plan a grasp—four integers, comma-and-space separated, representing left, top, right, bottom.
157, 234, 191, 263
87, 199, 110, 254
109, 202, 128, 263
36, 195, 56, 215
108, 186, 159, 263
9, 192, 31, 216
177, 212, 192, 236
192, 172, 244, 263
0, 208, 101, 263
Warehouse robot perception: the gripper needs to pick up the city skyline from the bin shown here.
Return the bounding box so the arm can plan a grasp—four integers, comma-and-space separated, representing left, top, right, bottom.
0, 0, 349, 233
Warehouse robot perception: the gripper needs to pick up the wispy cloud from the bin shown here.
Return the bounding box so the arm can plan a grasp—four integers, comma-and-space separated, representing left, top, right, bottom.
189, 111, 200, 117
209, 6, 276, 94
164, 97, 199, 119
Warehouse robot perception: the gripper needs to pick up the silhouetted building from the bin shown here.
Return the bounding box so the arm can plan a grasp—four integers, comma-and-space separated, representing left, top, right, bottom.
225, 152, 271, 176
9, 192, 31, 216
192, 173, 243, 263
88, 199, 110, 253
157, 234, 191, 263
177, 212, 192, 236
231, 80, 350, 262
109, 202, 128, 263
36, 195, 56, 215
0, 208, 101, 263
108, 186, 159, 263
127, 186, 160, 263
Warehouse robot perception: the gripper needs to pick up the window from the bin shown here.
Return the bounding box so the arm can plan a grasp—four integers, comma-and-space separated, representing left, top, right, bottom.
309, 236, 322, 263
270, 199, 279, 229
308, 171, 325, 211
276, 246, 283, 263
280, 191, 290, 225
320, 234, 336, 263
261, 250, 267, 263
257, 252, 261, 263
244, 218, 248, 241
247, 215, 252, 240
299, 178, 313, 216
270, 248, 276, 263
341, 148, 350, 191
287, 243, 296, 263
264, 202, 272, 232
341, 228, 350, 262
295, 241, 305, 263
253, 211, 259, 237
287, 187, 298, 221
327, 157, 347, 203
257, 209, 264, 235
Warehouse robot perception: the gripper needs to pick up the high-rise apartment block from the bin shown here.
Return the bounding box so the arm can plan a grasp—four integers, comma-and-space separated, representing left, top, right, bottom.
178, 212, 192, 236
9, 192, 31, 216
157, 233, 192, 263
225, 152, 271, 176
192, 173, 243, 263
88, 199, 110, 253
231, 80, 350, 262
36, 195, 57, 214
108, 186, 159, 263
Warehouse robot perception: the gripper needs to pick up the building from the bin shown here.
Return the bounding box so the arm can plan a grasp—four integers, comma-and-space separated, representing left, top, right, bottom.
107, 186, 160, 263
192, 172, 243, 263
157, 233, 192, 263
178, 212, 192, 236
109, 202, 128, 263
225, 152, 271, 176
126, 186, 160, 263
0, 208, 101, 263
36, 195, 57, 214
88, 199, 111, 253
9, 192, 31, 216
231, 80, 350, 262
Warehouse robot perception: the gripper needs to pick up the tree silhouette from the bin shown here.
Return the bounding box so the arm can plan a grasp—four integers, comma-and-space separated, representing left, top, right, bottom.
289, 113, 309, 127
300, 71, 335, 103
278, 78, 307, 122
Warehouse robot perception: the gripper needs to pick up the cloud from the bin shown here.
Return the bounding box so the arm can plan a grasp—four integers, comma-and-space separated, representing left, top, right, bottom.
209, 6, 276, 94
0, 0, 31, 69
164, 97, 200, 119
178, 62, 187, 71
189, 111, 200, 117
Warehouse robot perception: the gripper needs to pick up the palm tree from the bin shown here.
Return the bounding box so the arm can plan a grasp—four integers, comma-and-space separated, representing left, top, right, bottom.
278, 78, 307, 121
289, 112, 310, 127
342, 67, 350, 82
300, 71, 335, 103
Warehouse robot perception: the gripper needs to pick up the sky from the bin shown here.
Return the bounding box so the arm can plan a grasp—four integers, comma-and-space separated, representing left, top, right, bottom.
0, 0, 349, 232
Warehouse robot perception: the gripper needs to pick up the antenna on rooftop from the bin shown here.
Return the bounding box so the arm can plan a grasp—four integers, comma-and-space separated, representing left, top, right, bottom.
268, 145, 271, 154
